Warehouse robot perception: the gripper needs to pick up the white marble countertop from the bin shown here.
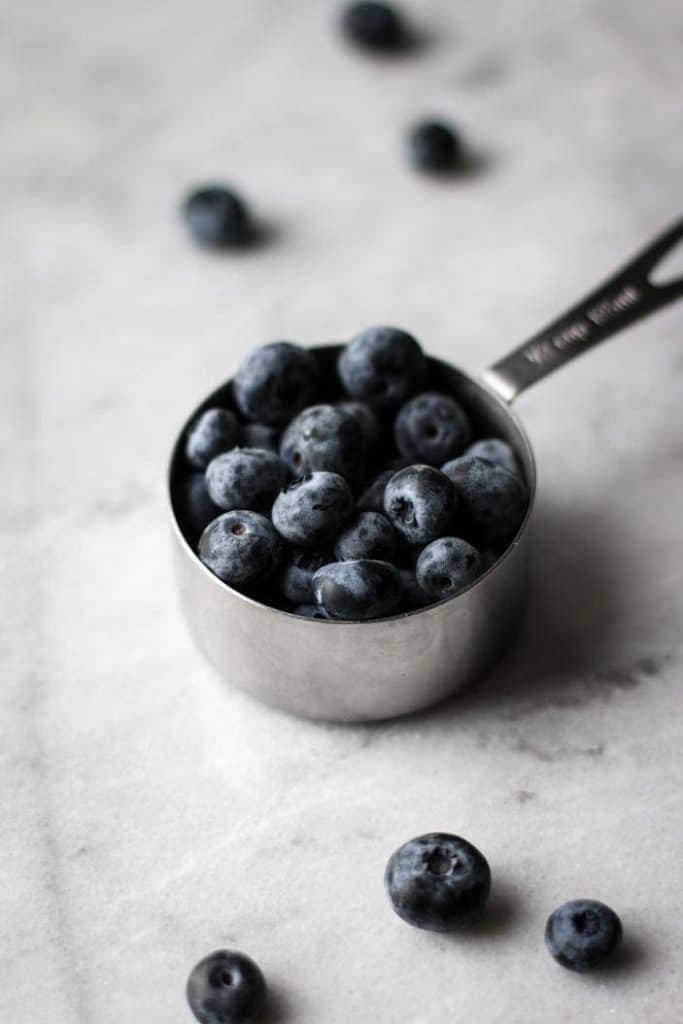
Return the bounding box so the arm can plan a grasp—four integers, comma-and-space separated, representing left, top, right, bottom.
2, 1, 682, 1021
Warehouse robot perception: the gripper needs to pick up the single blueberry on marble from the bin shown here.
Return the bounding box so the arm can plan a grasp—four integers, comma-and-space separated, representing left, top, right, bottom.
408, 121, 462, 173
183, 186, 252, 248
233, 342, 319, 426
385, 832, 491, 931
341, 2, 404, 51
545, 899, 622, 972
186, 949, 267, 1024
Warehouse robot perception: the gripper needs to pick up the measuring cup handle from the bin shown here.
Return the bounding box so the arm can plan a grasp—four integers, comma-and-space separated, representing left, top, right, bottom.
481, 217, 683, 403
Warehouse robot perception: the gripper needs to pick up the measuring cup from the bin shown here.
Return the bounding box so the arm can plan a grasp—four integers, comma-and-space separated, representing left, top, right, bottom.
168, 218, 682, 721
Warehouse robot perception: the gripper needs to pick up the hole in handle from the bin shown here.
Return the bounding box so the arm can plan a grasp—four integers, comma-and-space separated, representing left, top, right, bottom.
649, 237, 683, 287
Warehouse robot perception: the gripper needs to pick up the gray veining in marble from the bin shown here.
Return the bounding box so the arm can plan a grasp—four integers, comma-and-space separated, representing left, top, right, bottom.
1, 1, 682, 1021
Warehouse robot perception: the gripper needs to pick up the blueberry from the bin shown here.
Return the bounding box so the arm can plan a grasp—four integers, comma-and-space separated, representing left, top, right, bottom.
334, 511, 396, 561
408, 121, 462, 173
338, 326, 427, 412
416, 537, 483, 601
441, 455, 528, 545
394, 391, 471, 466
183, 186, 251, 248
312, 559, 401, 620
205, 448, 291, 513
293, 603, 330, 619
198, 511, 282, 587
240, 422, 280, 453
175, 473, 221, 548
185, 408, 240, 470
465, 437, 520, 477
280, 404, 365, 483
383, 465, 457, 546
186, 949, 267, 1024
272, 472, 353, 547
385, 833, 491, 931
356, 470, 394, 513
341, 2, 404, 51
281, 547, 332, 604
337, 400, 382, 452
545, 900, 622, 972
398, 567, 432, 611
233, 342, 320, 427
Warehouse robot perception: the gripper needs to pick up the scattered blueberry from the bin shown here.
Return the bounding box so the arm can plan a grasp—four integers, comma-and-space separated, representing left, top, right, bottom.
338, 326, 427, 411
408, 121, 462, 174
465, 437, 520, 477
356, 469, 395, 513
341, 2, 404, 51
441, 455, 528, 545
205, 448, 291, 513
183, 186, 252, 248
240, 422, 280, 453
337, 399, 382, 452
176, 473, 221, 548
272, 472, 354, 547
394, 391, 471, 465
233, 342, 320, 427
186, 949, 267, 1024
313, 559, 401, 620
334, 511, 396, 561
293, 603, 330, 619
545, 900, 623, 973
185, 408, 240, 470
385, 832, 491, 931
416, 537, 483, 600
280, 403, 365, 483
398, 567, 432, 611
281, 547, 332, 604
198, 511, 282, 587
384, 465, 457, 546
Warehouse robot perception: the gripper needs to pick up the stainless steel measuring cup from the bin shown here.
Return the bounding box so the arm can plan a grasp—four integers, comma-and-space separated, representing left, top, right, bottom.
168, 219, 682, 722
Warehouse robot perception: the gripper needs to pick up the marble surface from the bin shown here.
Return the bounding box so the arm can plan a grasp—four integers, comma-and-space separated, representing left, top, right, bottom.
2, 1, 682, 1021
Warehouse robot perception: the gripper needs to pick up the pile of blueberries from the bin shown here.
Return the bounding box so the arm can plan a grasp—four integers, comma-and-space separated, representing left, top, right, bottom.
186, 831, 623, 1023
174, 326, 529, 621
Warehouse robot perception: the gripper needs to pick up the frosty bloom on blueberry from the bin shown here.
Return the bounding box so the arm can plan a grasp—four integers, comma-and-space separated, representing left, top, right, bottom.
545, 899, 622, 972
383, 464, 457, 547
233, 341, 319, 426
280, 403, 365, 483
186, 949, 267, 1024
186, 408, 240, 470
394, 391, 471, 466
385, 832, 491, 931
198, 511, 282, 587
272, 472, 354, 547
205, 448, 291, 513
338, 325, 427, 411
442, 454, 528, 545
